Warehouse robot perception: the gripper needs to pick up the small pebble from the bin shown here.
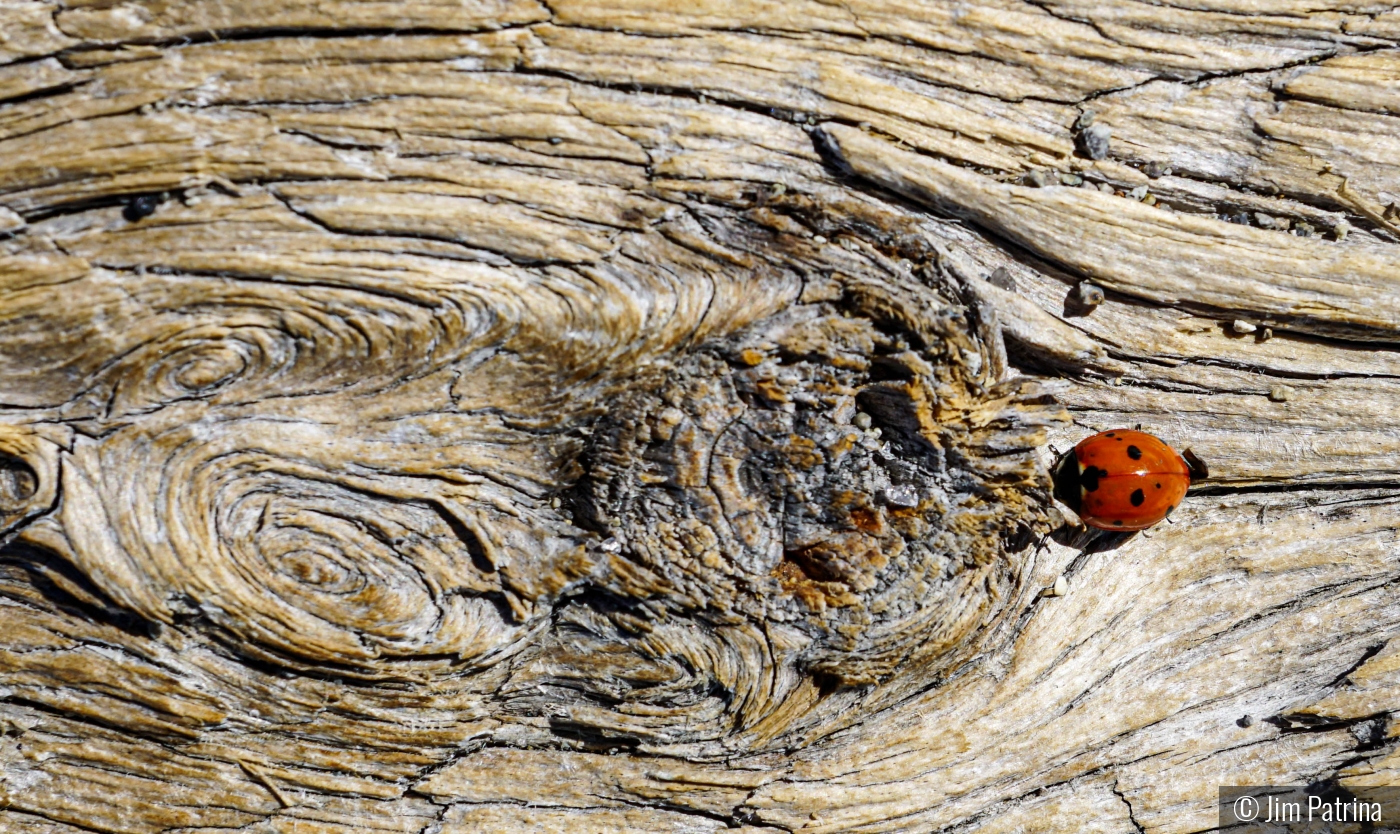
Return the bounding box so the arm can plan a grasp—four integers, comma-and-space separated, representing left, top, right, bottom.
484, 193, 499, 204
1231, 319, 1258, 334
1142, 194, 1157, 207
1334, 219, 1351, 240
1080, 180, 1099, 191
1269, 385, 1292, 402
1060, 173, 1083, 186
1259, 327, 1273, 341
1144, 161, 1170, 179
1295, 221, 1314, 238
1099, 182, 1115, 194
813, 235, 827, 244
1024, 170, 1052, 188
548, 137, 562, 145
1274, 217, 1291, 231
853, 412, 873, 430
1128, 185, 1148, 201
1075, 282, 1105, 307
1241, 714, 1256, 727
988, 266, 1016, 290
1253, 212, 1276, 229
770, 183, 787, 196
549, 497, 561, 509
1075, 125, 1112, 161
1073, 111, 1096, 130
600, 537, 622, 553
1041, 575, 1069, 598
883, 485, 919, 508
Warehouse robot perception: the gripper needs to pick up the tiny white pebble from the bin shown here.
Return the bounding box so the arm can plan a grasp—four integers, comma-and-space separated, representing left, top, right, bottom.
853, 412, 872, 430
600, 537, 622, 553
1231, 319, 1257, 334
1268, 385, 1292, 402
1075, 282, 1105, 307
1259, 327, 1273, 341
1128, 185, 1148, 200
1241, 714, 1256, 727
1041, 575, 1068, 597
1254, 212, 1275, 228
883, 485, 918, 508
813, 235, 827, 244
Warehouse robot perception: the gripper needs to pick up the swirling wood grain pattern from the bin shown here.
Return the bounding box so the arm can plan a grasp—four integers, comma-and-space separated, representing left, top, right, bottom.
1, 2, 1399, 832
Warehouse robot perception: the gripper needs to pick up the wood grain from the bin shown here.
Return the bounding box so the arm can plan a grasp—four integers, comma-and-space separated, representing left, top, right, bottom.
1, 1, 1398, 831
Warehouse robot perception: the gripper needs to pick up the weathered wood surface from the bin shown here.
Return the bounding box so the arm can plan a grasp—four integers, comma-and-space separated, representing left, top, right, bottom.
1, 1, 1398, 832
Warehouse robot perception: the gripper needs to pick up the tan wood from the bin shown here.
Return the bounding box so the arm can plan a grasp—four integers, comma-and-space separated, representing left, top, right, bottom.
1, 1, 1398, 831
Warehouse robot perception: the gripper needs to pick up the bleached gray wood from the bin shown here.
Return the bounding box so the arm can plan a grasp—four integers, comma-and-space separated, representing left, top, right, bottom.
1, 1, 1397, 832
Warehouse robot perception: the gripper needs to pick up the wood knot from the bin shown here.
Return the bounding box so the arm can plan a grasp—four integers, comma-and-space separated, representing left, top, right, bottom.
512, 273, 1065, 749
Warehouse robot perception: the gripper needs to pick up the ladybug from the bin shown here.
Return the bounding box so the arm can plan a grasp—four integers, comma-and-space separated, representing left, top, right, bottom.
1052, 428, 1207, 531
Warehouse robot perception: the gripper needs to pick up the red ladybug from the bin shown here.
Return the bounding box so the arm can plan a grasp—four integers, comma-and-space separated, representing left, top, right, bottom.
1052, 429, 1207, 531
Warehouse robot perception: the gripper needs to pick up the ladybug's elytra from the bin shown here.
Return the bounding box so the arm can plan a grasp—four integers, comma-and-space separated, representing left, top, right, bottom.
1052, 429, 1207, 531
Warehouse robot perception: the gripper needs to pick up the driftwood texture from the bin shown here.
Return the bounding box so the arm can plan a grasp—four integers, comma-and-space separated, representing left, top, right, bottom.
2, 1, 1400, 832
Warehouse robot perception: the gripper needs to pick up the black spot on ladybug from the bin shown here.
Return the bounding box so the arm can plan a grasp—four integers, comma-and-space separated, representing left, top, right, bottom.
1113, 520, 1123, 527
123, 194, 162, 222
1126, 444, 1142, 460
1130, 488, 1145, 507
1080, 465, 1108, 492
1155, 482, 1161, 489
1105, 432, 1115, 437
